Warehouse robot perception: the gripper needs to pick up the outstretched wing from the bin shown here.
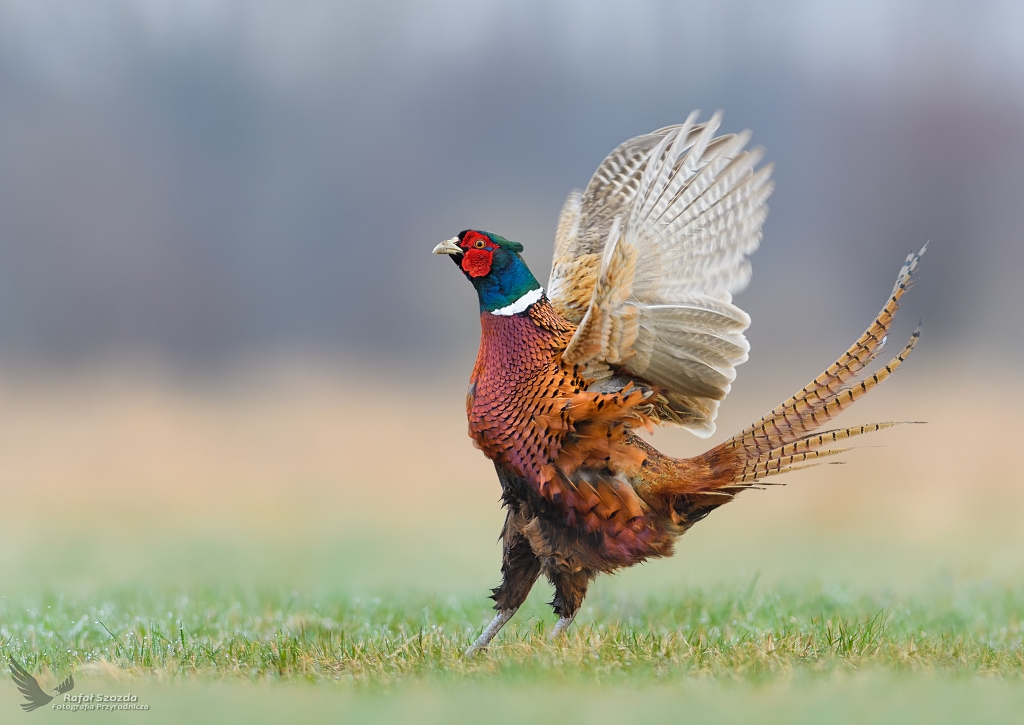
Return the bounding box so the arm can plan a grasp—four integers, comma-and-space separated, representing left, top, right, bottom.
549, 111, 773, 437
54, 673, 75, 694
548, 125, 684, 322
9, 658, 54, 712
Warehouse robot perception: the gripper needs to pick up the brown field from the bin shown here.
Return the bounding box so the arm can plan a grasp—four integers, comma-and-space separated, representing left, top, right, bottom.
0, 353, 1019, 598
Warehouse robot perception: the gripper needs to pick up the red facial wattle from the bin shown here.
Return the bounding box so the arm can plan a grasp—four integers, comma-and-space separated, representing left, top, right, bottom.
461, 249, 492, 277
460, 231, 498, 278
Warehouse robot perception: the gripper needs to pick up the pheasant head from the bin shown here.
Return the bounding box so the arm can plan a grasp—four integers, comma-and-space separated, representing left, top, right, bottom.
433, 230, 542, 314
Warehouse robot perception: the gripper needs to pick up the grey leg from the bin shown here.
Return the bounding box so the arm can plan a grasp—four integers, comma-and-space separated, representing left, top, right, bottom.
465, 513, 541, 658
547, 568, 591, 641
550, 612, 577, 640
465, 608, 517, 657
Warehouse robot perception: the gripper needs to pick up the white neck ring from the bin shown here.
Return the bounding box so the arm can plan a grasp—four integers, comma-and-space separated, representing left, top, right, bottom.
489, 287, 543, 316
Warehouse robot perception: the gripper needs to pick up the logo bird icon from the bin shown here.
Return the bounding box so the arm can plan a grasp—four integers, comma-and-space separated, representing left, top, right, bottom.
9, 658, 74, 712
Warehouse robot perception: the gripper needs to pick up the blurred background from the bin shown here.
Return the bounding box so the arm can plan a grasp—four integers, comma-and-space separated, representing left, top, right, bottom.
0, 0, 1021, 604
1, 0, 1023, 364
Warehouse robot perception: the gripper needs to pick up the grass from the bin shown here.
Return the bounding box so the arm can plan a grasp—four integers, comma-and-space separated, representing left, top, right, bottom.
4, 584, 1023, 687
0, 366, 1023, 721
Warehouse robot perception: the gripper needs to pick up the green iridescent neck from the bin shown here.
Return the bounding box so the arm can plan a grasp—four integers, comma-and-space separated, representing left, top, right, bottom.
470, 248, 542, 314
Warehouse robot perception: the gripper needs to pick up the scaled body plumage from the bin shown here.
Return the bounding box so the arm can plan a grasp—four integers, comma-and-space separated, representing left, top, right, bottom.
433, 112, 924, 656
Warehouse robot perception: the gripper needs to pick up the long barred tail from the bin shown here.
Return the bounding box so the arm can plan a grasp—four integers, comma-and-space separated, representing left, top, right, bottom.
711, 244, 927, 485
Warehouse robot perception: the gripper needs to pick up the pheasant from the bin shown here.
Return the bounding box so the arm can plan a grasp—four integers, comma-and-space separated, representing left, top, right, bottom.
433, 111, 924, 656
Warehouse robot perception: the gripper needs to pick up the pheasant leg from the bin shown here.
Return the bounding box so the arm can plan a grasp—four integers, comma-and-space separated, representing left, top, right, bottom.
465, 514, 541, 657
548, 568, 592, 640
550, 612, 577, 639
465, 608, 517, 657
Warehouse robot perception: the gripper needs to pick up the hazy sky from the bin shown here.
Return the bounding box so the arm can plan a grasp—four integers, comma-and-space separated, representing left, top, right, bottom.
0, 0, 1021, 366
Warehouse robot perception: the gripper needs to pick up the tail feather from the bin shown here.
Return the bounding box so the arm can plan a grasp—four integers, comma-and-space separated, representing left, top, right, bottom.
729, 327, 919, 479
663, 245, 927, 511
742, 420, 924, 478
739, 446, 852, 481
635, 246, 926, 530
729, 245, 926, 460
758, 421, 912, 458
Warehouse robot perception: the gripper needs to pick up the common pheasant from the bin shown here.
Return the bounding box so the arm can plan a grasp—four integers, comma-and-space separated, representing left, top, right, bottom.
433, 111, 924, 656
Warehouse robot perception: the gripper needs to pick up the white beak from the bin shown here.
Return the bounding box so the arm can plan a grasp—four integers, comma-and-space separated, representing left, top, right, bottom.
432, 237, 461, 255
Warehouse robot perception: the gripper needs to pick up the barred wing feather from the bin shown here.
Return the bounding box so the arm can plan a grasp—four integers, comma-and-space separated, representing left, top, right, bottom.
551, 111, 774, 436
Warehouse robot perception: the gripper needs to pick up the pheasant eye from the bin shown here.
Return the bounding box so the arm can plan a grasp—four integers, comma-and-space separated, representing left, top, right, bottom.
473, 239, 487, 249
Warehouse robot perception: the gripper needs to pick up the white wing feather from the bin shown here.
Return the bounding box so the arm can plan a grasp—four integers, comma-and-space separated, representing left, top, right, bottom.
553, 111, 774, 436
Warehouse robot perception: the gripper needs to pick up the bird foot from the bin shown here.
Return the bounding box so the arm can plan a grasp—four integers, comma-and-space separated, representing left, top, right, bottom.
550, 613, 576, 640
464, 608, 517, 657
